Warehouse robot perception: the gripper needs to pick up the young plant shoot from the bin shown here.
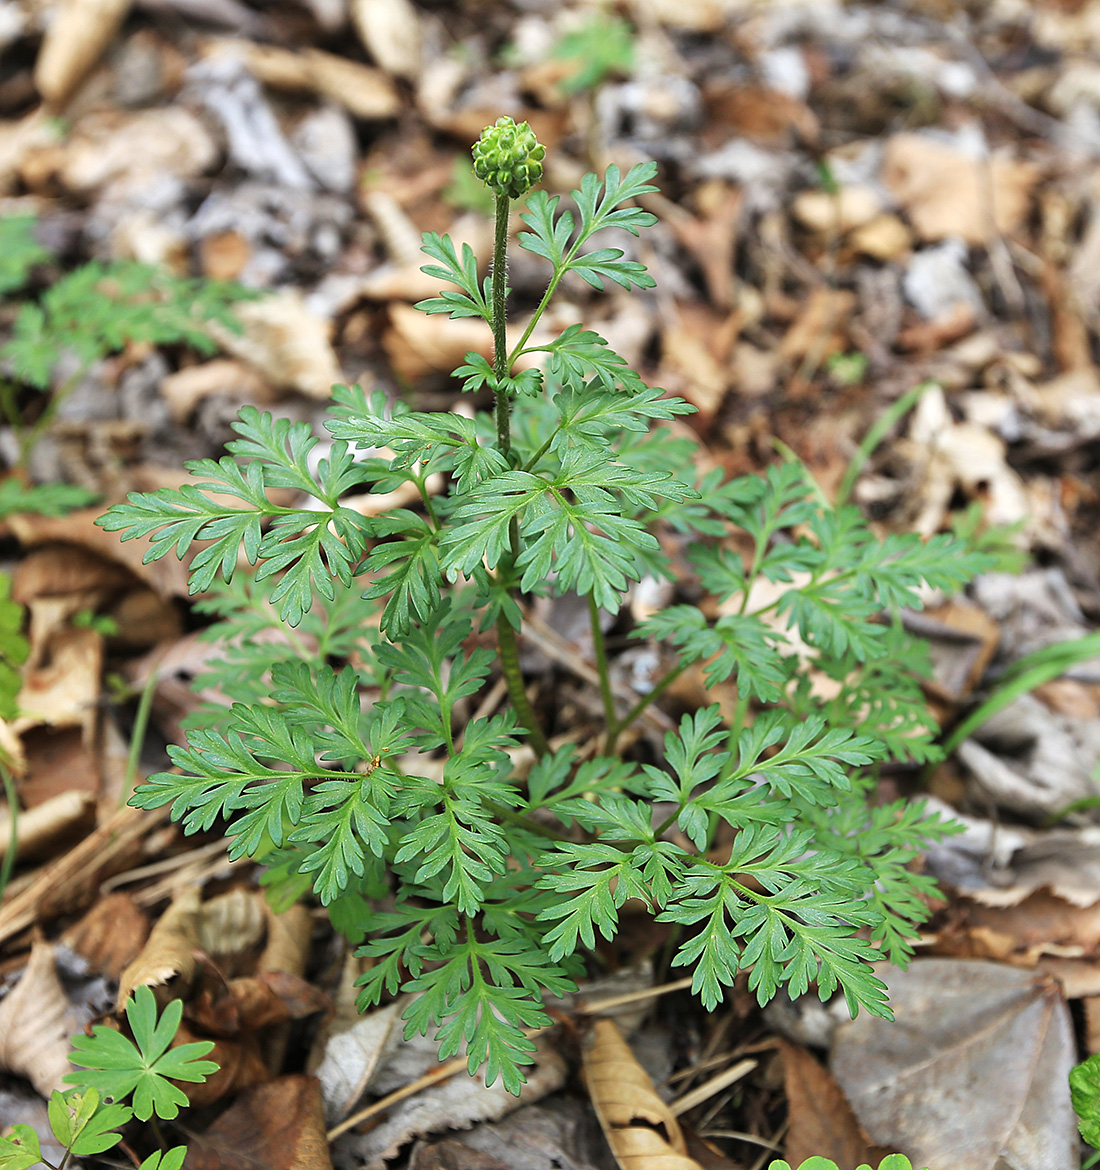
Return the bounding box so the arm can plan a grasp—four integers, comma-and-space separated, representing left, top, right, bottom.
98, 118, 988, 1093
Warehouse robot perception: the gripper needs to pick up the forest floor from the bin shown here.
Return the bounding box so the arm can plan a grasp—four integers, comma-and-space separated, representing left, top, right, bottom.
1, 0, 1100, 1168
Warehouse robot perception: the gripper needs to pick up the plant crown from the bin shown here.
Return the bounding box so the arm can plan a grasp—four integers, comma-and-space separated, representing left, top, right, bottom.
98, 126, 989, 1093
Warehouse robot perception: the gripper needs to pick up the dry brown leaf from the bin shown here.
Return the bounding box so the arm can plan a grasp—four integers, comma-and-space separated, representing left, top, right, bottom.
351, 0, 421, 80
582, 1018, 704, 1170
777, 288, 857, 366
230, 41, 401, 120
210, 290, 342, 400
11, 543, 133, 607
14, 626, 103, 741
259, 900, 312, 977
831, 959, 1077, 1170
7, 509, 189, 598
117, 886, 202, 1008
384, 302, 492, 382
63, 891, 150, 980
779, 1040, 890, 1169
0, 942, 75, 1097
45, 107, 218, 198
848, 214, 912, 261
198, 887, 268, 962
34, 0, 132, 109
883, 134, 1039, 246
791, 186, 883, 234
187, 1075, 334, 1170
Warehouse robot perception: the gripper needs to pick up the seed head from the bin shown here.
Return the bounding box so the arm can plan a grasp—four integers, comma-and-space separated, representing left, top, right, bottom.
472, 116, 546, 200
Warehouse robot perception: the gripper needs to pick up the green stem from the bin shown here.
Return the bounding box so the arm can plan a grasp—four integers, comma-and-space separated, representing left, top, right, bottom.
589, 595, 617, 747
491, 192, 513, 466
123, 663, 161, 806
497, 614, 549, 758
488, 188, 550, 758
604, 661, 687, 755
0, 760, 17, 902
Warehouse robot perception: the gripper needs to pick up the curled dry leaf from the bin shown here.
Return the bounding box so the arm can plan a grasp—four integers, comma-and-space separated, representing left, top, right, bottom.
582, 1018, 705, 1170
198, 886, 268, 963
34, 0, 132, 108
117, 885, 202, 1009
0, 942, 75, 1097
259, 900, 312, 977
316, 997, 404, 1123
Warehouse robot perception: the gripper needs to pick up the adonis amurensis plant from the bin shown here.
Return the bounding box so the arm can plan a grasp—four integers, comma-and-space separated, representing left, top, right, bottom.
98, 117, 989, 1093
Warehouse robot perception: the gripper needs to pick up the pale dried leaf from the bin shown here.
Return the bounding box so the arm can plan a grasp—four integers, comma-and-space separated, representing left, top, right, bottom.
34, 0, 131, 108
351, 0, 421, 79
198, 887, 268, 960
0, 942, 75, 1097
336, 1030, 567, 1169
317, 997, 404, 1123
62, 890, 150, 980
831, 959, 1077, 1170
259, 900, 312, 977
582, 1019, 704, 1170
210, 289, 343, 399
883, 133, 1039, 246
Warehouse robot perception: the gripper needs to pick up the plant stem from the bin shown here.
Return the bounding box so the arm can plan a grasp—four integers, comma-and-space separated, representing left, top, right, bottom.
0, 759, 16, 901
497, 615, 549, 757
488, 190, 550, 758
589, 595, 617, 747
604, 661, 687, 755
491, 192, 513, 466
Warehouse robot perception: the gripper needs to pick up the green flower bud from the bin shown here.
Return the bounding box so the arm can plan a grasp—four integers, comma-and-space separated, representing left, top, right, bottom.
472, 116, 546, 200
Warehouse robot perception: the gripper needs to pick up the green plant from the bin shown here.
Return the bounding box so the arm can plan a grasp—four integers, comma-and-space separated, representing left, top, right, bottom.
0, 986, 214, 1170
551, 14, 635, 94
1072, 1051, 1100, 1167
97, 118, 989, 1093
0, 214, 253, 477
768, 1157, 924, 1170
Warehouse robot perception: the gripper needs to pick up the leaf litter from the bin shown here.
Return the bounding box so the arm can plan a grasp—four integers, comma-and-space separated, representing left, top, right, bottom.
1, 0, 1100, 1166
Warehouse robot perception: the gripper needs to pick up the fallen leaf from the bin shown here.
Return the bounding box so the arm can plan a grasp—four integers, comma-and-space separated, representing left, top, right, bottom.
316, 998, 404, 1123
62, 890, 150, 980
210, 289, 343, 400
187, 1075, 334, 1169
582, 1018, 704, 1170
883, 133, 1039, 245
158, 359, 273, 422
384, 302, 492, 382
34, 0, 132, 109
0, 942, 75, 1097
334, 1028, 567, 1169
351, 0, 422, 79
117, 885, 202, 1008
198, 887, 268, 963
779, 1039, 891, 1169
831, 959, 1077, 1170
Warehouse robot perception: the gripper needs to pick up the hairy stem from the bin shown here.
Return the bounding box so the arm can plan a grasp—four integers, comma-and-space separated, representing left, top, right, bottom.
489, 190, 550, 758
491, 191, 513, 466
